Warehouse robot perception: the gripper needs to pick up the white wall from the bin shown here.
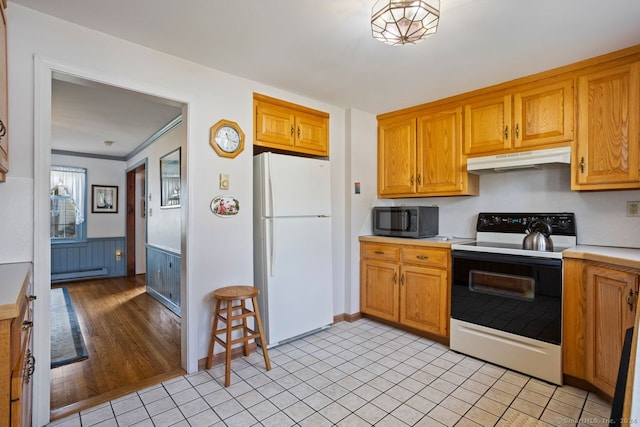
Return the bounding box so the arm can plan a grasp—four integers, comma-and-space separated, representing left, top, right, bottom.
5, 5, 350, 424
388, 167, 640, 248
346, 108, 378, 315
51, 154, 127, 238
128, 122, 184, 252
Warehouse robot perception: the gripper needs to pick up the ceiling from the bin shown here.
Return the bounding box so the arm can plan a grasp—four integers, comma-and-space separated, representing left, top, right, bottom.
51, 74, 183, 157
11, 0, 640, 156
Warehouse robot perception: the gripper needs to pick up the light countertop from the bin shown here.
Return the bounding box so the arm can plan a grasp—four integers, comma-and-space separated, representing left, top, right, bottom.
359, 235, 475, 248
0, 262, 32, 320
563, 245, 640, 270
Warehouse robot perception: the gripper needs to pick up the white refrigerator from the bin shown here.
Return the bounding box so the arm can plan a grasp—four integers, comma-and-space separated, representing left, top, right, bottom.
253, 152, 333, 347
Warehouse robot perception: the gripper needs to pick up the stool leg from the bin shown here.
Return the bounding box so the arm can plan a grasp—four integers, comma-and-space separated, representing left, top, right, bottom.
241, 299, 250, 356
224, 300, 233, 387
206, 299, 222, 370
251, 296, 271, 371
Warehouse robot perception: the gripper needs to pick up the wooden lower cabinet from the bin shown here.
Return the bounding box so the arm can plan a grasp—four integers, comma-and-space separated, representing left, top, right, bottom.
360, 241, 449, 339
0, 263, 34, 427
563, 258, 639, 399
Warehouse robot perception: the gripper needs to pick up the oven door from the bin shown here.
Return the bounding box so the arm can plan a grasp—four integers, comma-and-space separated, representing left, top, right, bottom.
451, 250, 562, 345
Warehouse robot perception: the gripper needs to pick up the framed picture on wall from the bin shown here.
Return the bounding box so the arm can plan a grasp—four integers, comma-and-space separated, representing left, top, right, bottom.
91, 185, 118, 213
160, 148, 181, 208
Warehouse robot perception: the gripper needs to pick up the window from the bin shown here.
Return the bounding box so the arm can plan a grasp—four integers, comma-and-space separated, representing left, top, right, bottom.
50, 166, 86, 241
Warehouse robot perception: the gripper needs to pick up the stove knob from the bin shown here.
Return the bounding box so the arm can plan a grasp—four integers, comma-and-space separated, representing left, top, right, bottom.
557, 219, 569, 230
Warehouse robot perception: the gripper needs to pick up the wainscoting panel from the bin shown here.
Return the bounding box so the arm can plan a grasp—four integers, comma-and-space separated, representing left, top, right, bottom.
51, 237, 126, 282
146, 244, 181, 316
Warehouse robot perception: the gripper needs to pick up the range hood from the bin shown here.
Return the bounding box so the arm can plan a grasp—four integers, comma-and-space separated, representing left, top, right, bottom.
467, 146, 571, 174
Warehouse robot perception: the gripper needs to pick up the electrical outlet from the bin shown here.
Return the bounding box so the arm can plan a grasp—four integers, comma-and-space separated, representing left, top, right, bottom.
627, 201, 640, 217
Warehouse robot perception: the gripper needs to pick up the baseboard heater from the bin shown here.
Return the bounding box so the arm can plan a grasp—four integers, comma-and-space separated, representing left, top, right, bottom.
51, 267, 108, 282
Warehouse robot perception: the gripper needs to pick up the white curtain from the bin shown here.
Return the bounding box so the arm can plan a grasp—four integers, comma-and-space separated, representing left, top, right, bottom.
51, 166, 86, 225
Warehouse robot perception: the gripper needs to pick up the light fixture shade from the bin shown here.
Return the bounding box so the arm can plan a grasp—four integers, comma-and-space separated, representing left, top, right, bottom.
371, 0, 440, 46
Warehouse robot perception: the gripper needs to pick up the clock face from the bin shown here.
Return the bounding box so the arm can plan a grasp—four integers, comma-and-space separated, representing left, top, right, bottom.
216, 126, 241, 153
210, 119, 244, 158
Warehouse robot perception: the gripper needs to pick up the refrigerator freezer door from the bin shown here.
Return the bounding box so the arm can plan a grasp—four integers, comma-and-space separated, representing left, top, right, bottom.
260, 152, 331, 218
260, 216, 333, 346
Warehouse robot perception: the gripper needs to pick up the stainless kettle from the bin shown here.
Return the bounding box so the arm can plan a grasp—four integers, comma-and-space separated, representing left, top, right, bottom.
522, 219, 554, 251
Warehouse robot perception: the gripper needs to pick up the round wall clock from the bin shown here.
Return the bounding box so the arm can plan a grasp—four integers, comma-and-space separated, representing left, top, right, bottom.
210, 119, 245, 158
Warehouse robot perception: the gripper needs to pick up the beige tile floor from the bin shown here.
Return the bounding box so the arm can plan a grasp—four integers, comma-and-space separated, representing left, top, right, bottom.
48, 318, 613, 426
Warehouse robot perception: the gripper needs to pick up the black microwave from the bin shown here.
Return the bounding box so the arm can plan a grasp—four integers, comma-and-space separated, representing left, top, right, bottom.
372, 206, 439, 238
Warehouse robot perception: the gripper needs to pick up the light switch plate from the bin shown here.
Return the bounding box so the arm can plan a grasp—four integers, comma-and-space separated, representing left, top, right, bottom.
627, 201, 640, 217
219, 173, 230, 190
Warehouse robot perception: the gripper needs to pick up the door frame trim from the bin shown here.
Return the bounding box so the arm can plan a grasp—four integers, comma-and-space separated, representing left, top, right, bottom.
33, 55, 192, 426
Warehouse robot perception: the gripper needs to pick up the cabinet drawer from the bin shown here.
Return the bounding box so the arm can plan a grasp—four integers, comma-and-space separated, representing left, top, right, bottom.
401, 247, 449, 268
361, 243, 400, 262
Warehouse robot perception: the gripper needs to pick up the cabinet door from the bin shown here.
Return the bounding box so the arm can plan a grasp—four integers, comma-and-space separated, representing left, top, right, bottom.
417, 108, 464, 194
586, 264, 638, 397
255, 100, 295, 148
464, 95, 512, 155
360, 259, 399, 322
295, 111, 328, 156
0, 6, 7, 182
574, 62, 640, 189
377, 117, 417, 196
399, 264, 448, 336
513, 79, 574, 149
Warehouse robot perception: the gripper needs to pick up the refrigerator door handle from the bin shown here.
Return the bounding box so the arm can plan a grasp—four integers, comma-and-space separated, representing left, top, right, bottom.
269, 219, 276, 277
267, 152, 275, 218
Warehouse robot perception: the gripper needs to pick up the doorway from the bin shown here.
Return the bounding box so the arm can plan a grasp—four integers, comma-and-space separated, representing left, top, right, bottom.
127, 162, 146, 277
44, 69, 188, 420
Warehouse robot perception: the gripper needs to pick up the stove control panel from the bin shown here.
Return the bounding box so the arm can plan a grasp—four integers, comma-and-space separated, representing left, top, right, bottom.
476, 212, 576, 236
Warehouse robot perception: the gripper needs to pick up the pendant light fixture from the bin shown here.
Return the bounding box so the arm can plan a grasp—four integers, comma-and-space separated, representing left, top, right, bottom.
371, 0, 440, 46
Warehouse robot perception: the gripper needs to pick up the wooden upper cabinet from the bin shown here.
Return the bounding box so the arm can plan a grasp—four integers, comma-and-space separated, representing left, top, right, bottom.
0, 6, 8, 182
573, 60, 640, 190
254, 100, 296, 149
513, 79, 574, 149
254, 93, 329, 157
464, 95, 512, 155
295, 110, 328, 155
378, 110, 478, 198
378, 116, 417, 196
417, 107, 478, 196
464, 78, 574, 156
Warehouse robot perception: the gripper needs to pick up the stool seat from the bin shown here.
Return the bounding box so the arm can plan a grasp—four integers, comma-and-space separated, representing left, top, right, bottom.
213, 285, 259, 300
206, 285, 271, 387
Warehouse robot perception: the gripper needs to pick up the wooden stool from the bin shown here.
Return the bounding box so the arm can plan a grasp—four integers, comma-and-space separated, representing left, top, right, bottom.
205, 286, 271, 387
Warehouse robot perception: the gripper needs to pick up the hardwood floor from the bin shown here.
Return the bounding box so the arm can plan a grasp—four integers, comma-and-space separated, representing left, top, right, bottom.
50, 275, 182, 419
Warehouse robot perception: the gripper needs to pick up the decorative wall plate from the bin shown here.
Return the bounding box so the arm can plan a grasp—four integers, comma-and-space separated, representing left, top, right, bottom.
211, 195, 239, 217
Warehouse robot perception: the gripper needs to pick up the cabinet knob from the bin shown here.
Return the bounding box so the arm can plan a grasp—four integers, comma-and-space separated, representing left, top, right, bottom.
24, 350, 35, 384
27, 295, 37, 302
417, 174, 421, 186
22, 320, 33, 331
393, 271, 397, 284
400, 274, 405, 286
504, 125, 509, 140
374, 250, 384, 255
297, 126, 301, 138
580, 157, 585, 174
416, 255, 429, 260
290, 126, 294, 136
515, 123, 520, 139
410, 175, 414, 186
0, 119, 6, 140
627, 289, 635, 311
